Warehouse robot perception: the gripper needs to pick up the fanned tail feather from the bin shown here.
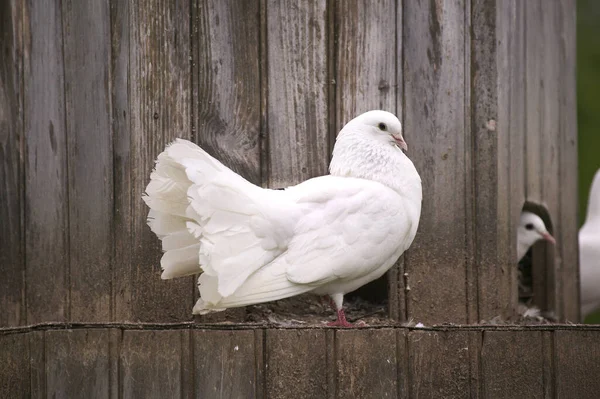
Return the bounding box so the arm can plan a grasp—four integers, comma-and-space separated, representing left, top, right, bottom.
144, 138, 293, 313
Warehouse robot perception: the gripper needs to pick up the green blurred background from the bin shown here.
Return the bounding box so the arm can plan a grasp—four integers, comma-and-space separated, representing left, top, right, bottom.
578, 0, 600, 323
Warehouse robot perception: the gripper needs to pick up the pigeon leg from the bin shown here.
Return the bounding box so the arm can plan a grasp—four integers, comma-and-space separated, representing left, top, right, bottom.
326, 293, 365, 328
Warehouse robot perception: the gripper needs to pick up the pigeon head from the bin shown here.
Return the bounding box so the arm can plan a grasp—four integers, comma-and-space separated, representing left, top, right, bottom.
350, 110, 407, 151
517, 211, 556, 260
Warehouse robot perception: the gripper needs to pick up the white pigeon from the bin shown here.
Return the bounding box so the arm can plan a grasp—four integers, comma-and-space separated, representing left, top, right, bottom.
517, 211, 556, 262
143, 110, 422, 327
580, 169, 600, 319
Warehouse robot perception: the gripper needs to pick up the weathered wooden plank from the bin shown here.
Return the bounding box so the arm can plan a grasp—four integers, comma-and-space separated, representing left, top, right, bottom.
538, 0, 562, 317
557, 0, 579, 322
506, 0, 526, 308
110, 0, 130, 324
195, 0, 261, 183
29, 331, 45, 398
23, 0, 68, 324
194, 330, 257, 398
62, 0, 113, 322
408, 330, 471, 398
471, 0, 513, 321
192, 0, 262, 323
0, 333, 30, 398
481, 331, 545, 398
266, 0, 329, 188
403, 0, 468, 323
555, 330, 600, 397
265, 329, 328, 398
109, 329, 121, 399
334, 0, 402, 320
0, 0, 25, 327
524, 0, 543, 202
397, 330, 409, 399
120, 330, 184, 398
45, 330, 110, 398
335, 329, 398, 398
334, 0, 396, 127
116, 0, 194, 322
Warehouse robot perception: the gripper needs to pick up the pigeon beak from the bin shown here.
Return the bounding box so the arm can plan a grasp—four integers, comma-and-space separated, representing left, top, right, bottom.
392, 134, 408, 152
542, 232, 556, 245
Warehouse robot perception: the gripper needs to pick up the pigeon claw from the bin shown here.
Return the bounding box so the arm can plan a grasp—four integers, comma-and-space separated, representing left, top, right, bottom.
327, 309, 367, 328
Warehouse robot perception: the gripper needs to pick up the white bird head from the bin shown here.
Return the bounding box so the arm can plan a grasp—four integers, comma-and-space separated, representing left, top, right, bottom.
330, 110, 421, 202
517, 211, 556, 261
346, 110, 407, 151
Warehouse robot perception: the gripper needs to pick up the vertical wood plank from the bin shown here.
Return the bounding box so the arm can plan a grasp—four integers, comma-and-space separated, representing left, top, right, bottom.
23, 0, 68, 324
335, 329, 397, 398
110, 0, 130, 324
266, 0, 329, 188
403, 0, 468, 323
408, 330, 471, 398
555, 331, 600, 397
334, 0, 402, 319
471, 0, 514, 321
109, 329, 121, 399
0, 333, 30, 398
194, 330, 256, 398
195, 0, 261, 183
557, 0, 579, 322
481, 331, 545, 398
193, 0, 262, 322
507, 0, 526, 308
29, 331, 45, 398
539, 0, 561, 317
524, 0, 543, 202
116, 0, 193, 322
120, 330, 184, 398
334, 0, 396, 127
0, 0, 25, 327
45, 330, 110, 398
397, 330, 409, 399
265, 329, 328, 398
62, 0, 113, 322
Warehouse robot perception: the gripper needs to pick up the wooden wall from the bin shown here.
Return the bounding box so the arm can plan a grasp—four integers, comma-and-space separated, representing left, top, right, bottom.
0, 0, 578, 328
1, 324, 600, 398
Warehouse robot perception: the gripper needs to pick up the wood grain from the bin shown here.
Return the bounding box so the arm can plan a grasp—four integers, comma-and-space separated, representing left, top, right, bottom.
116, 0, 194, 322
195, 0, 261, 184
265, 329, 328, 398
266, 0, 329, 188
524, 0, 543, 202
557, 0, 579, 322
506, 0, 527, 311
471, 0, 514, 321
335, 329, 398, 399
481, 331, 545, 398
555, 330, 600, 397
110, 0, 130, 324
0, 332, 30, 398
194, 329, 258, 398
403, 0, 468, 324
408, 330, 472, 398
0, 0, 25, 327
29, 331, 45, 398
334, 0, 402, 320
62, 0, 113, 322
23, 0, 68, 324
45, 329, 110, 398
120, 330, 185, 398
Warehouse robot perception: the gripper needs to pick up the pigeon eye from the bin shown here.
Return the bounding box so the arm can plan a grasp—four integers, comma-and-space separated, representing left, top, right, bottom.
378, 123, 387, 131
525, 223, 534, 230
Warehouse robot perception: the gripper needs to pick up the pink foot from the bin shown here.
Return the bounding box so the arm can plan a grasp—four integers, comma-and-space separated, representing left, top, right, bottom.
326, 309, 367, 328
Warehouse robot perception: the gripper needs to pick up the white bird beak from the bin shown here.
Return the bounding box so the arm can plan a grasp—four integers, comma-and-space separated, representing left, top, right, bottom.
542, 232, 556, 245
392, 134, 408, 152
